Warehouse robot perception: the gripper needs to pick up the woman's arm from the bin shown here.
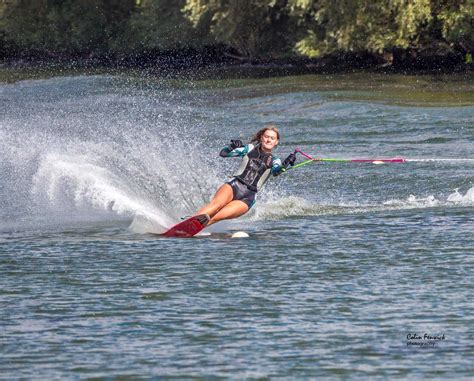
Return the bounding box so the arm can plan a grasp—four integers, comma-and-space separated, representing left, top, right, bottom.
220, 142, 253, 157
272, 153, 296, 176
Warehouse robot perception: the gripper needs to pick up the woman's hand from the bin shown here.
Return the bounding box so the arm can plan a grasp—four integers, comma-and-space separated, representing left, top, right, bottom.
230, 140, 244, 149
283, 153, 297, 167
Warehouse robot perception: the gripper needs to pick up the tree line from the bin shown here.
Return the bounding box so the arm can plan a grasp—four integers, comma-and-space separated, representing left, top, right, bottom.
1, 0, 472, 69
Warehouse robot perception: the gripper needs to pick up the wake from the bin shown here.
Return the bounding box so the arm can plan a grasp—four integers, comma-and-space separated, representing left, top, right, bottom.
252, 187, 474, 220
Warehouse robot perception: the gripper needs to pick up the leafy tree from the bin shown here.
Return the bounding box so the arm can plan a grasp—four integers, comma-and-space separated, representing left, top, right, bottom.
436, 0, 473, 54
123, 0, 206, 52
183, 0, 295, 59
0, 0, 471, 65
288, 0, 432, 57
1, 0, 134, 55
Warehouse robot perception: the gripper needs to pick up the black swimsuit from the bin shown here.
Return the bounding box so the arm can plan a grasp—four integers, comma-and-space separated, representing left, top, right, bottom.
226, 178, 257, 209
221, 144, 282, 209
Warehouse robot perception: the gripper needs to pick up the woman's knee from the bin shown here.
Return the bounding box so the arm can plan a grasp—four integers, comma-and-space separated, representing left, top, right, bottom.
207, 202, 224, 216
208, 201, 248, 225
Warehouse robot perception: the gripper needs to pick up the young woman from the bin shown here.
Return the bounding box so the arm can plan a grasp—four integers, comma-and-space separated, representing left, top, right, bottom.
195, 126, 296, 226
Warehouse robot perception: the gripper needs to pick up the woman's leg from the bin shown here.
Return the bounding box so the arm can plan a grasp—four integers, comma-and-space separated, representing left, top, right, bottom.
195, 183, 234, 218
207, 200, 249, 226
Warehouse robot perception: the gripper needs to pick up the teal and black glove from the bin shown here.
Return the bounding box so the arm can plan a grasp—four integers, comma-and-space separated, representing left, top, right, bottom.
230, 139, 244, 150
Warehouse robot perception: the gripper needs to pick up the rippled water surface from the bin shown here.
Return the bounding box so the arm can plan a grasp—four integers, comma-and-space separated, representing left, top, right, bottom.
1, 73, 473, 379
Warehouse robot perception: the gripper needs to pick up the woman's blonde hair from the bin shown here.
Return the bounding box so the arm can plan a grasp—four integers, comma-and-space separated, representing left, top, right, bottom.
250, 125, 280, 145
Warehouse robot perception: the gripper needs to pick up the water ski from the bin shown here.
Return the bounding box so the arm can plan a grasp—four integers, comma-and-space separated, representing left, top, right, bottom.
163, 214, 210, 238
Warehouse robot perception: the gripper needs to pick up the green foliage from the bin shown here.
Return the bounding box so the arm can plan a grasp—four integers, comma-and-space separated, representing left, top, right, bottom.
289, 0, 432, 57
123, 0, 209, 52
0, 0, 472, 62
1, 0, 134, 55
182, 0, 296, 59
437, 0, 474, 52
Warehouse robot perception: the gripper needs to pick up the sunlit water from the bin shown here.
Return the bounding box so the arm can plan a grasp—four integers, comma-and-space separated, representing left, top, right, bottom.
1, 73, 473, 379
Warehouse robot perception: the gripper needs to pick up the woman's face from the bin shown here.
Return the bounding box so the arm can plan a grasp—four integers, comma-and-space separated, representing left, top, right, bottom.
260, 129, 279, 151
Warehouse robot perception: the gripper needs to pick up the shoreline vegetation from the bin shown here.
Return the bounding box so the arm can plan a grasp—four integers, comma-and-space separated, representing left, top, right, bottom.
1, 1, 473, 82
1, 54, 473, 84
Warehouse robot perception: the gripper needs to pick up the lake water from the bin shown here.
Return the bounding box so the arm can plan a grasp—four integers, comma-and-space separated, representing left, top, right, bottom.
1, 72, 473, 379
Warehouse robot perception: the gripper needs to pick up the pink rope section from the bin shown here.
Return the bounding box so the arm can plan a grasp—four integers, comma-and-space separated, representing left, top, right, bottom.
294, 147, 315, 160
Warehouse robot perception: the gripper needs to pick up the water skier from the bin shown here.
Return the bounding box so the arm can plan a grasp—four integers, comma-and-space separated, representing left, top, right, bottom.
195, 126, 296, 226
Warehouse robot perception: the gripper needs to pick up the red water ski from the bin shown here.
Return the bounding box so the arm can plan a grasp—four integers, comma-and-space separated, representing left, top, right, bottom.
163, 214, 210, 238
